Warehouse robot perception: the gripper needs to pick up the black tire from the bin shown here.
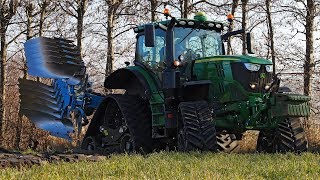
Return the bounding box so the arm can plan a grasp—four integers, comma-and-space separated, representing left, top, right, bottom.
216, 133, 239, 153
81, 136, 97, 152
257, 118, 308, 153
177, 101, 217, 152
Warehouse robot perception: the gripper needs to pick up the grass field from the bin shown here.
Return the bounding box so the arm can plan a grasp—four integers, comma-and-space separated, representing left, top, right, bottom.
1, 152, 320, 179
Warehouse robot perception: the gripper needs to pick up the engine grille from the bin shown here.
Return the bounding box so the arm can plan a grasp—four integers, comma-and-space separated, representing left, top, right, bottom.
231, 62, 272, 93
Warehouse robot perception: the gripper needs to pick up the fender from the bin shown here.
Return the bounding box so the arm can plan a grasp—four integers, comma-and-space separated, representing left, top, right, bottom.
104, 66, 160, 99
104, 66, 165, 127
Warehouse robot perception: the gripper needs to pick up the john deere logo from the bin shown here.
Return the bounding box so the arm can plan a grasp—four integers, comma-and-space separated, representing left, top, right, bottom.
260, 73, 266, 79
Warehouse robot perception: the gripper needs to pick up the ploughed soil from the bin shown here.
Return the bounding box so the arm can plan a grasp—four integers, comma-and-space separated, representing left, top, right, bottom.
0, 148, 106, 169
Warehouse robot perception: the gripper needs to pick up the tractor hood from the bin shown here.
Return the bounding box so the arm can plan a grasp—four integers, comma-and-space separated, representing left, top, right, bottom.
194, 55, 272, 65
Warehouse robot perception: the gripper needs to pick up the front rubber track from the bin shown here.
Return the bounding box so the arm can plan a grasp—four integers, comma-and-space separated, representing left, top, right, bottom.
178, 101, 217, 152
277, 117, 308, 153
257, 117, 308, 153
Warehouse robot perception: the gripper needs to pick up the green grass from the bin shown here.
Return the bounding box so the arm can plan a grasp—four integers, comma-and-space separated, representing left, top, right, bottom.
1, 152, 320, 179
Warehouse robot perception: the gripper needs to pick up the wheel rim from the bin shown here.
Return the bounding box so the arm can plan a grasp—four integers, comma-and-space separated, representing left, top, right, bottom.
87, 142, 95, 151
84, 137, 96, 151
120, 133, 134, 152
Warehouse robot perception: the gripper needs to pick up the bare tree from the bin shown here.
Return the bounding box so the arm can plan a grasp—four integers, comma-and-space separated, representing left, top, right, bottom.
241, 0, 248, 55
0, 0, 19, 144
38, 0, 50, 37
59, 0, 88, 56
304, 0, 316, 96
14, 0, 35, 149
105, 0, 124, 78
227, 0, 239, 55
148, 0, 158, 21
167, 0, 230, 19
265, 0, 275, 76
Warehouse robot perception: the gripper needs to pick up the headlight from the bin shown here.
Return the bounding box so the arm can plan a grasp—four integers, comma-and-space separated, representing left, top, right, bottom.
244, 63, 261, 71
265, 65, 273, 73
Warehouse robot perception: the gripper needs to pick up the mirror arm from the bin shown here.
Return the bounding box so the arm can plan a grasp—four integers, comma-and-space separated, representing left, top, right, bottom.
221, 29, 245, 41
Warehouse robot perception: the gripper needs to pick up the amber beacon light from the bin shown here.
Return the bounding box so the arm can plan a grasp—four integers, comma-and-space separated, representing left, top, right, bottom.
163, 8, 170, 16
227, 14, 234, 22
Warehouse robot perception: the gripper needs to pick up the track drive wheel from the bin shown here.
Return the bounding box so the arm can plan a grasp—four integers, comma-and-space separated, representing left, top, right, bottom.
216, 133, 239, 153
177, 101, 217, 152
81, 136, 98, 152
257, 118, 308, 153
119, 133, 134, 153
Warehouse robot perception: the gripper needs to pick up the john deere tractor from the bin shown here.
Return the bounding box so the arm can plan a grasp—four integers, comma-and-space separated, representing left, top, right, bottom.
19, 12, 310, 154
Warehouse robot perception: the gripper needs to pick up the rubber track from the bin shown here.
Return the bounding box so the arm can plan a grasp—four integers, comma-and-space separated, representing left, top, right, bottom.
216, 134, 239, 153
179, 101, 216, 151
277, 118, 308, 153
113, 95, 153, 153
257, 118, 308, 153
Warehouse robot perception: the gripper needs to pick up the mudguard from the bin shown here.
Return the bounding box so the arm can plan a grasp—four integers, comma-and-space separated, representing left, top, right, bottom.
104, 66, 165, 127
104, 66, 160, 99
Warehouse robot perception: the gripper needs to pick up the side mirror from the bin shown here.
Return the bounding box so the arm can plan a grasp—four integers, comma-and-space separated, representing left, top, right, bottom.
145, 24, 155, 47
246, 32, 255, 54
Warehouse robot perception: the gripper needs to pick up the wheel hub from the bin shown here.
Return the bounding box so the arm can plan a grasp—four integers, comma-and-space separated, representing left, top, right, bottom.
120, 133, 134, 152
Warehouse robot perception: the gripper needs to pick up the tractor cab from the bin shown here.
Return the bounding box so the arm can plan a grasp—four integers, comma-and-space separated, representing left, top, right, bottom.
133, 13, 264, 93
134, 13, 224, 74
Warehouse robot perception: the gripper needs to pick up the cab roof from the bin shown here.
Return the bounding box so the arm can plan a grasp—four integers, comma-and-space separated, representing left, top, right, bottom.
133, 18, 226, 34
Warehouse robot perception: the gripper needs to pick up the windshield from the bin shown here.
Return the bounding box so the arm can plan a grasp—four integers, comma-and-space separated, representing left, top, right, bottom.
136, 27, 222, 65
174, 27, 222, 59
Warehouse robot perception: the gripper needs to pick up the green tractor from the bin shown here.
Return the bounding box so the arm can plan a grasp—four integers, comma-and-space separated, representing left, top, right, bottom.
81, 13, 310, 153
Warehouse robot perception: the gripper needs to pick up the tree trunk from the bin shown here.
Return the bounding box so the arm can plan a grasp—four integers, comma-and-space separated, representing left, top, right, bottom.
179, 0, 183, 18
106, 6, 115, 77
304, 0, 315, 96
227, 0, 239, 55
150, 0, 157, 21
15, 2, 35, 150
0, 29, 7, 143
105, 0, 123, 79
77, 0, 87, 57
39, 1, 48, 37
25, 2, 34, 77
182, 0, 189, 18
265, 0, 276, 76
0, 0, 18, 144
241, 0, 248, 55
